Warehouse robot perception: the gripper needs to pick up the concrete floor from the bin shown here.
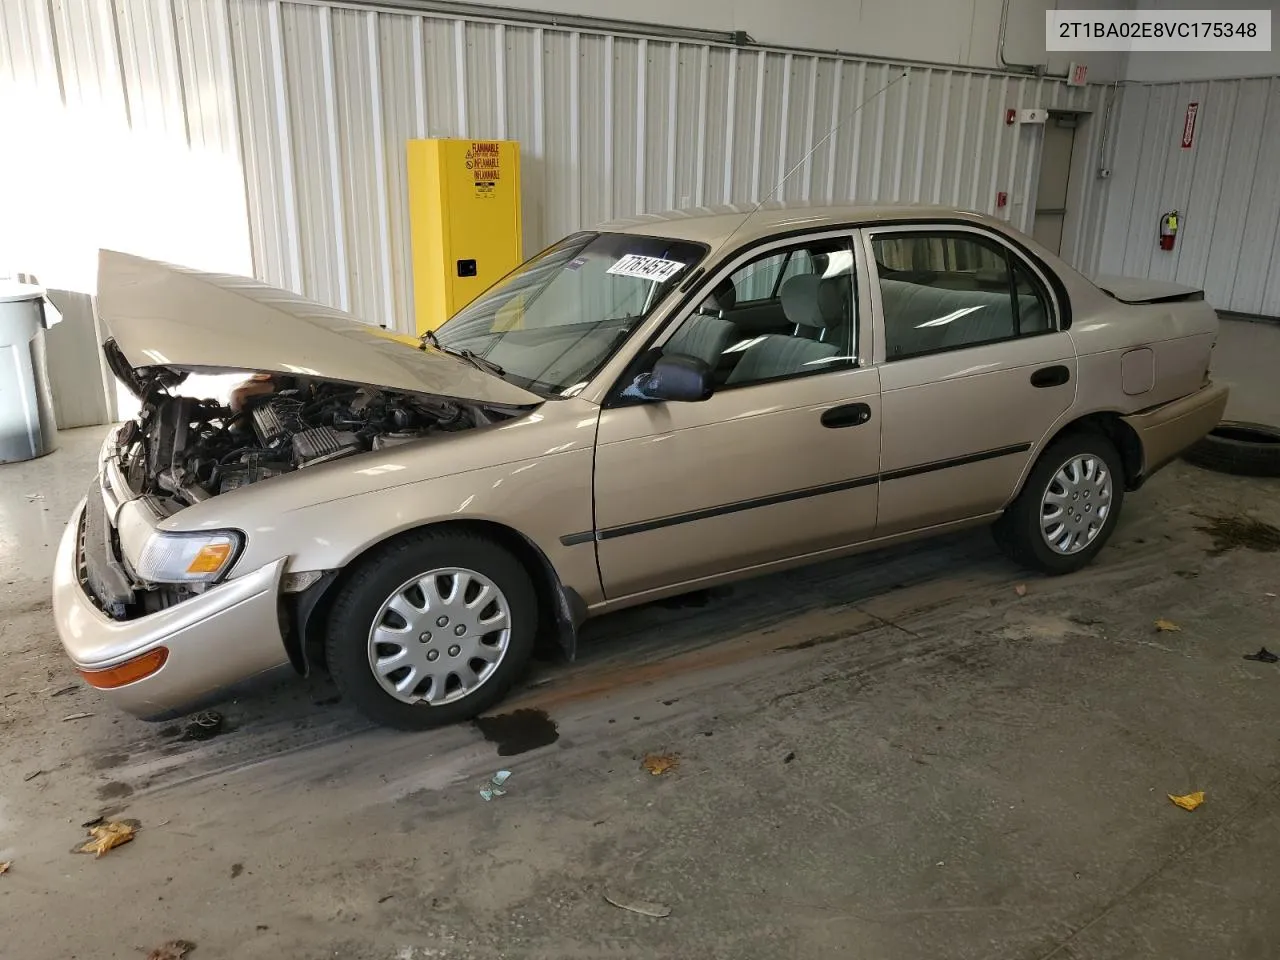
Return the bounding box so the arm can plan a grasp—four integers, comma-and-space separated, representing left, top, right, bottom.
3, 421, 1280, 960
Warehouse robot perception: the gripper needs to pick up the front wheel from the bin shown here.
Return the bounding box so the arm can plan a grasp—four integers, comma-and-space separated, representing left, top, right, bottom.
993, 432, 1125, 575
325, 531, 537, 730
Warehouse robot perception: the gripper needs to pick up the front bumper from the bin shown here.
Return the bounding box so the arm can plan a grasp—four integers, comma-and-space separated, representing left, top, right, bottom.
52, 498, 291, 719
1122, 380, 1230, 479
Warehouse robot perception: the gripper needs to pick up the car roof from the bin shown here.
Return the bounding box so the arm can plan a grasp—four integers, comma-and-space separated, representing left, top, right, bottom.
597, 201, 998, 249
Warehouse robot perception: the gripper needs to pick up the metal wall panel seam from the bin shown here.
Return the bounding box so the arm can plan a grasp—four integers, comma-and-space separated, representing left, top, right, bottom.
411, 15, 425, 133
365, 9, 395, 325
665, 41, 678, 209
967, 74, 988, 211
774, 52, 791, 200
891, 66, 908, 201
800, 56, 817, 199
749, 49, 766, 203
1006, 76, 1023, 225
869, 65, 887, 200
847, 60, 867, 201
602, 33, 614, 219
319, 6, 350, 309
267, 0, 302, 288
633, 36, 646, 213
986, 75, 1007, 216
910, 68, 928, 202
1216, 81, 1266, 311
450, 16, 464, 133
570, 30, 582, 227
694, 43, 708, 206
824, 58, 842, 202
949, 72, 970, 204
931, 71, 951, 204
493, 22, 505, 138
721, 46, 737, 202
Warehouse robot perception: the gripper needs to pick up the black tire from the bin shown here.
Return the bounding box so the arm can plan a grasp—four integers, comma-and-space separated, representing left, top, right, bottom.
1181, 420, 1280, 478
325, 530, 537, 731
993, 431, 1126, 575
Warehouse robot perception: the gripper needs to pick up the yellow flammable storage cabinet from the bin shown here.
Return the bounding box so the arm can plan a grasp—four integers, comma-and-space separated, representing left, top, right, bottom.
406, 139, 523, 335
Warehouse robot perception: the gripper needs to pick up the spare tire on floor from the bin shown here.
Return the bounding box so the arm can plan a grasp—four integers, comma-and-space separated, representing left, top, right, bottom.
1182, 421, 1280, 478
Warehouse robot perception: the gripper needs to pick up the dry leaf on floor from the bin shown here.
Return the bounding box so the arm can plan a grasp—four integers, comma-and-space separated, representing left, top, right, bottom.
1154, 619, 1182, 633
641, 753, 679, 776
0, 861, 11, 875
1168, 790, 1205, 811
604, 891, 671, 918
145, 940, 196, 960
76, 820, 137, 857
1014, 584, 1028, 597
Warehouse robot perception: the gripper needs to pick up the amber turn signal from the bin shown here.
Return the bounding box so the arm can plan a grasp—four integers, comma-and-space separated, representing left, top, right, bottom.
79, 647, 169, 689
186, 542, 233, 574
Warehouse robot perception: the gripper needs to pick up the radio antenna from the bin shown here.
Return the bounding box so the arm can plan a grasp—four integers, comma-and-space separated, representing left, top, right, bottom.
706, 67, 910, 261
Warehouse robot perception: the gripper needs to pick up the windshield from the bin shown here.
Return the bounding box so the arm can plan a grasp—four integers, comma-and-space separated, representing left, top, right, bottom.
433, 232, 706, 397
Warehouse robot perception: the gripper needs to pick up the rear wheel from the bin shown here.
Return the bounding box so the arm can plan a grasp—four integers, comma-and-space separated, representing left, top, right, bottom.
993, 432, 1125, 575
325, 531, 537, 730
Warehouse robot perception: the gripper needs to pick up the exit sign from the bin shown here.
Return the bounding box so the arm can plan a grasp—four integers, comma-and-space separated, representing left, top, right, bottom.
1067, 62, 1088, 86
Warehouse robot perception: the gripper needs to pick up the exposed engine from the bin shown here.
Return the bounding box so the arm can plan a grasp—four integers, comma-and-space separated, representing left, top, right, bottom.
118, 377, 491, 508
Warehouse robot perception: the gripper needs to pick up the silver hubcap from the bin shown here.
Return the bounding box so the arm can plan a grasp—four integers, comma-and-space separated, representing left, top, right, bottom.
367, 567, 511, 706
1040, 454, 1113, 555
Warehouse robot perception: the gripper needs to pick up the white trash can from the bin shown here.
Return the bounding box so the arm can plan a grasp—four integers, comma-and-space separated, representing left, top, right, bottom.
0, 280, 60, 463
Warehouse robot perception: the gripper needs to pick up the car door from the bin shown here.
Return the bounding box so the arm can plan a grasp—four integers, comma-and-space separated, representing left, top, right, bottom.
864, 224, 1077, 537
591, 231, 882, 601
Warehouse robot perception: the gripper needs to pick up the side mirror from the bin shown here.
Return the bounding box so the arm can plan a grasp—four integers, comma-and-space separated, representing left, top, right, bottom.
641, 353, 713, 402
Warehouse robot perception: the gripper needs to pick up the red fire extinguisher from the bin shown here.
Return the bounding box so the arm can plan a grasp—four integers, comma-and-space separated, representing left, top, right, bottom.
1159, 210, 1179, 251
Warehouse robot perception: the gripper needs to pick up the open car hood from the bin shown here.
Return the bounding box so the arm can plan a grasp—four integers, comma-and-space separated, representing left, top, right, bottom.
95, 250, 542, 407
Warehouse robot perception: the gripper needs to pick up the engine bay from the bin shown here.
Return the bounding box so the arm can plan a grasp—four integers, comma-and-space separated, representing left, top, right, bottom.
116, 375, 500, 509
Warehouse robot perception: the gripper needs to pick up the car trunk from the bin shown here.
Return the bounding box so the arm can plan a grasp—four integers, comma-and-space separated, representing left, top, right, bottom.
1093, 275, 1206, 305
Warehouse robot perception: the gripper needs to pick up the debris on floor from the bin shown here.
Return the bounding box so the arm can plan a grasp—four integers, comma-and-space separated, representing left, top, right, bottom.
479, 769, 512, 801
1014, 584, 1028, 597
0, 861, 11, 875
50, 684, 79, 697
75, 819, 138, 857
61, 712, 94, 722
1168, 791, 1205, 811
1243, 647, 1279, 664
1153, 619, 1182, 633
604, 891, 671, 918
144, 939, 195, 960
641, 753, 679, 776
783, 751, 797, 764
24, 493, 43, 501
22, 769, 43, 782
182, 710, 224, 741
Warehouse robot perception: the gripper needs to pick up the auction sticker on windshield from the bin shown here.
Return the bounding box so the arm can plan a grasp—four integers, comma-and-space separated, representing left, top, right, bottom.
607, 254, 686, 282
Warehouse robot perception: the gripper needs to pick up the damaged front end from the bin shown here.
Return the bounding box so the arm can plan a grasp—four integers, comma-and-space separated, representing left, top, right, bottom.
85, 339, 516, 623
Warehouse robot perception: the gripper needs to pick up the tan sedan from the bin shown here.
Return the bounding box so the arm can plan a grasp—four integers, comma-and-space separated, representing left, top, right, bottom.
53, 204, 1227, 729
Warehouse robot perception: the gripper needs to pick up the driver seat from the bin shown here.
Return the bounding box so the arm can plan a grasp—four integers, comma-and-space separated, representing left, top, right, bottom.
726, 274, 842, 384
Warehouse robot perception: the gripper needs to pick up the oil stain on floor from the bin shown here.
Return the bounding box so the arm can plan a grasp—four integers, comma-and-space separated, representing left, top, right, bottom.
473, 708, 560, 756
1198, 515, 1280, 555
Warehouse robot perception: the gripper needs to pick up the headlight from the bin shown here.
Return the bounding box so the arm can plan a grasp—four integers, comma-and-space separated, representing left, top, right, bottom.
129, 530, 242, 584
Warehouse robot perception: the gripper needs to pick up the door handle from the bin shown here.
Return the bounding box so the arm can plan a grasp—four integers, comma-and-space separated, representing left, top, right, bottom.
1030, 365, 1071, 388
821, 402, 872, 428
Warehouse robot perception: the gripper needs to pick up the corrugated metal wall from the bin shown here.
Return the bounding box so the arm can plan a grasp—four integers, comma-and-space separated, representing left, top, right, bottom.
1099, 76, 1280, 318
1, 0, 1115, 334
